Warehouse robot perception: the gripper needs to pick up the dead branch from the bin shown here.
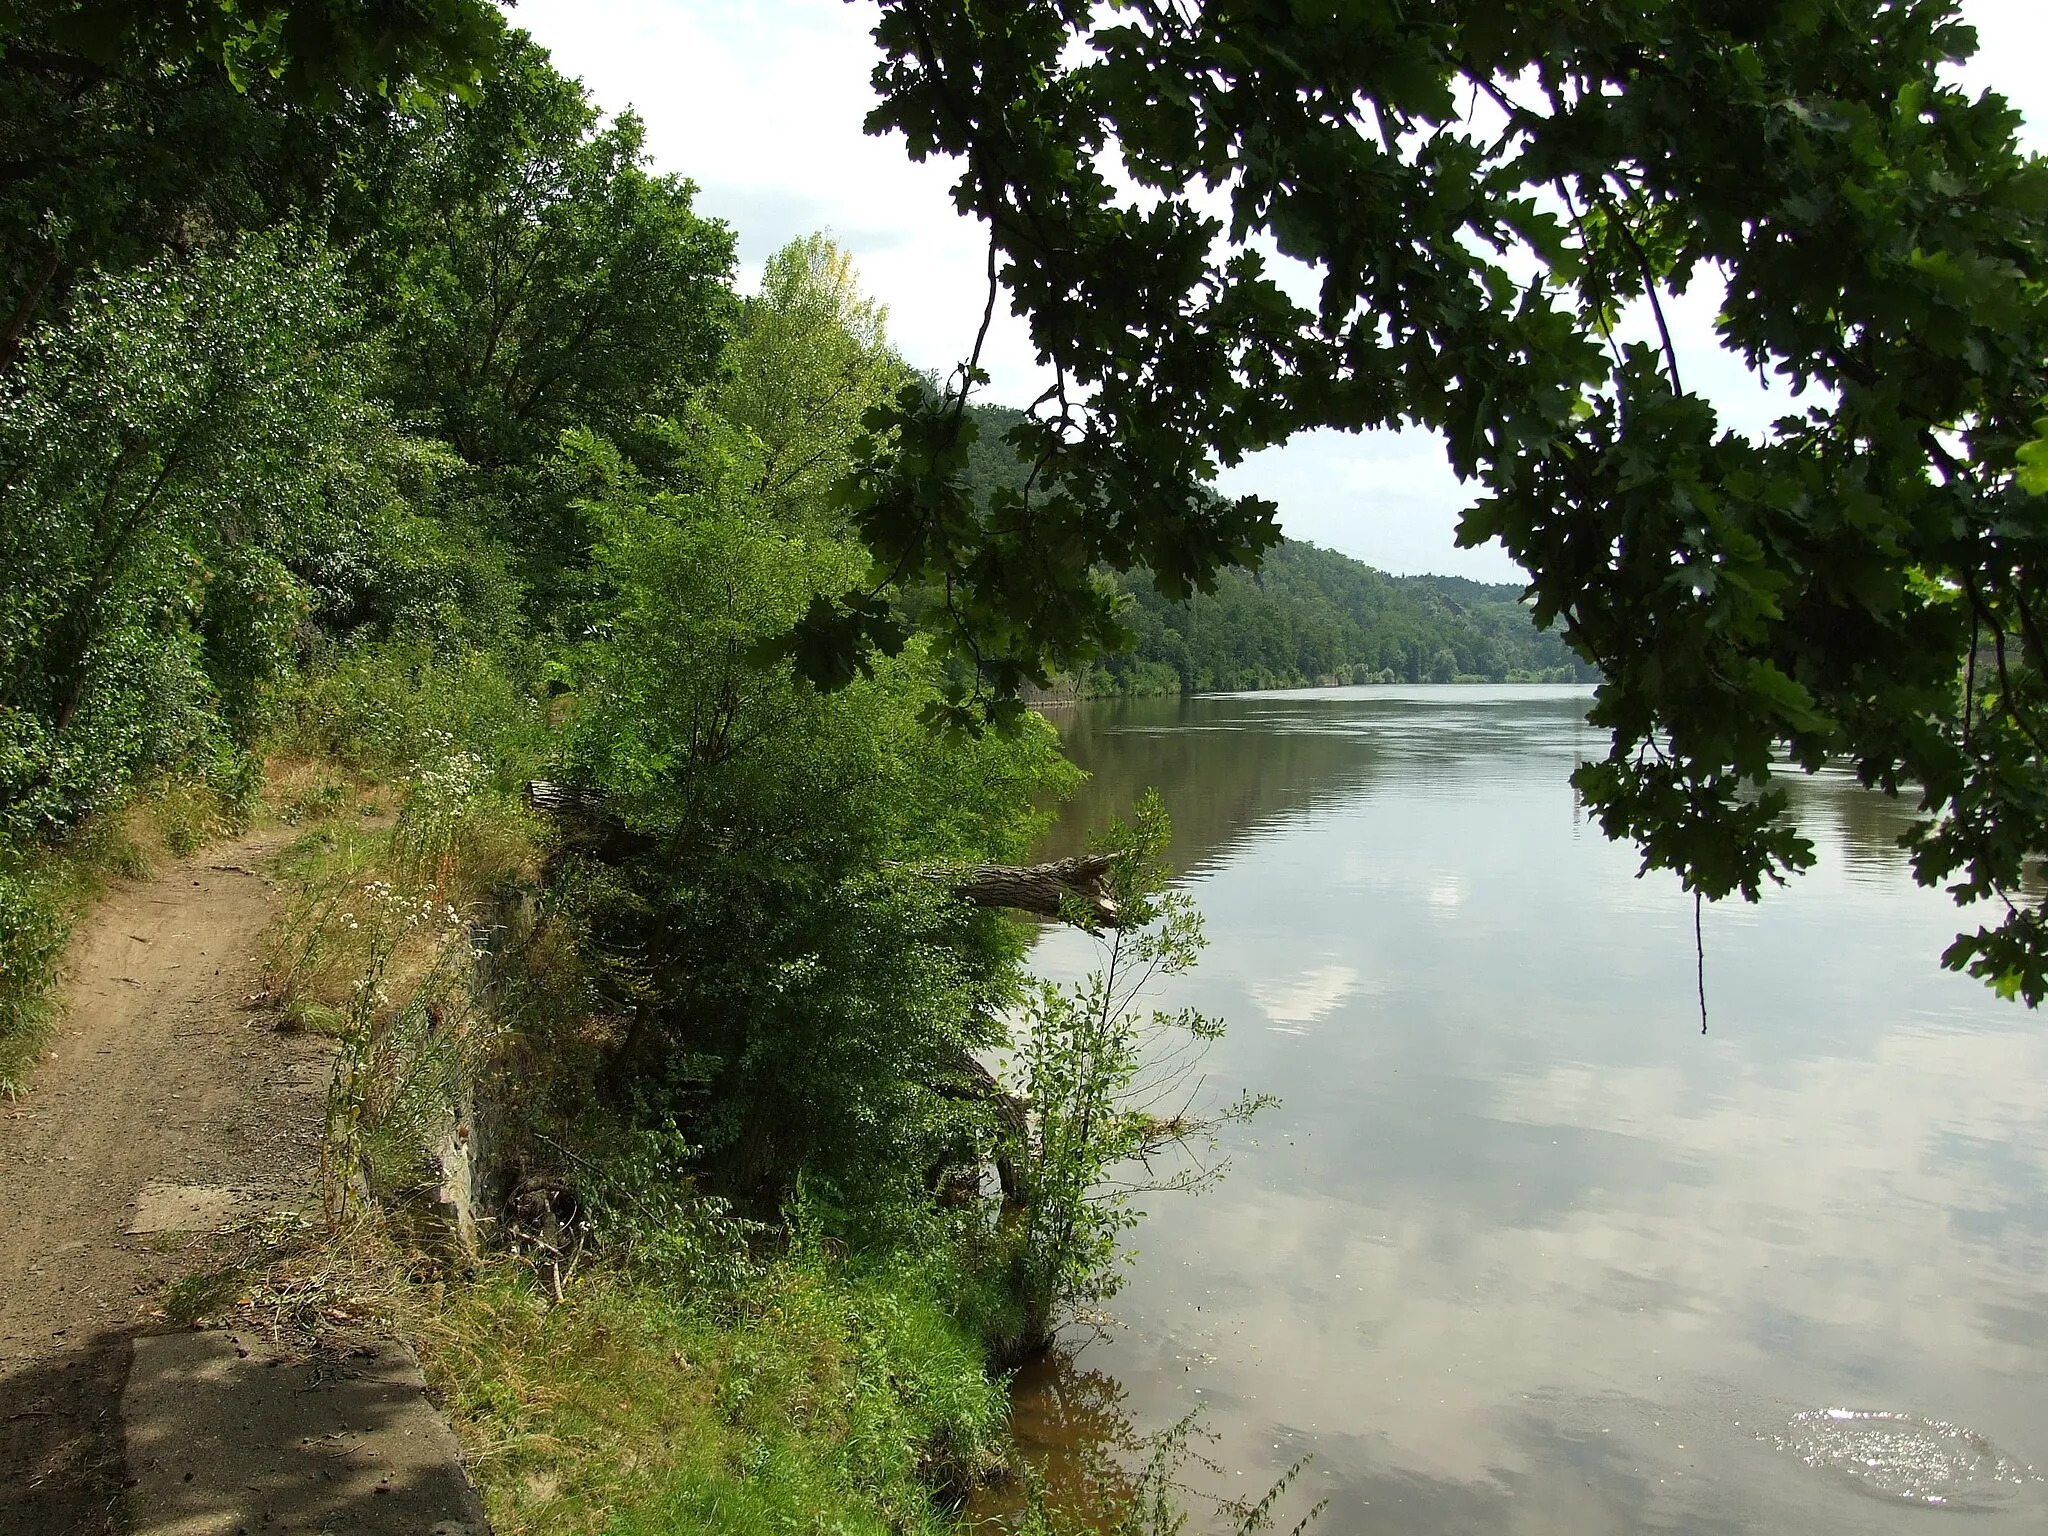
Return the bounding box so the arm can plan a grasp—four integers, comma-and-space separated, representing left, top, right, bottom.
523, 781, 1119, 926
937, 855, 1120, 928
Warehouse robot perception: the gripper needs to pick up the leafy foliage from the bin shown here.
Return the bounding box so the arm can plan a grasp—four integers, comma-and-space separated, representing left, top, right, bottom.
351, 33, 739, 614
850, 0, 2048, 998
1005, 793, 1262, 1351
564, 397, 1076, 1197
358, 34, 738, 475
717, 234, 909, 528
0, 237, 406, 840
9, 1, 499, 105
0, 0, 500, 371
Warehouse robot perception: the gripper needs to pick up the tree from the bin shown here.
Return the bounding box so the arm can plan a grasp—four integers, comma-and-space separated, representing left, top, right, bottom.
0, 0, 500, 368
717, 234, 909, 529
350, 32, 739, 616
0, 237, 396, 839
1004, 792, 1261, 1353
358, 33, 738, 474
820, 0, 2048, 1000
558, 402, 1075, 1198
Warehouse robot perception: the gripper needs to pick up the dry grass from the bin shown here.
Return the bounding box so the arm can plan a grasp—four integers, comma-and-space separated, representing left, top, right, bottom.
262, 752, 398, 830
158, 1207, 427, 1361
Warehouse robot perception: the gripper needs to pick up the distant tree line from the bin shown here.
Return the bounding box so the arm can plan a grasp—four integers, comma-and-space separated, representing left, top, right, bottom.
1096, 546, 1596, 693
962, 405, 1592, 695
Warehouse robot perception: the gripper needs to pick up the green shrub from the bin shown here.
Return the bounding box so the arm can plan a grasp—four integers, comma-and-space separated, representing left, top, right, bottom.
280, 636, 548, 787
0, 862, 64, 1092
561, 403, 1076, 1202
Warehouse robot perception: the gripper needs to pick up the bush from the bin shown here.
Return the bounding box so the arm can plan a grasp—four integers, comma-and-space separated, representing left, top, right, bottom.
279, 636, 548, 788
0, 863, 64, 1092
563, 405, 1075, 1200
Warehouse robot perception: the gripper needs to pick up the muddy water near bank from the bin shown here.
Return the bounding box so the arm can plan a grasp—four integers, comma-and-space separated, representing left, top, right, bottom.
1001, 686, 2048, 1533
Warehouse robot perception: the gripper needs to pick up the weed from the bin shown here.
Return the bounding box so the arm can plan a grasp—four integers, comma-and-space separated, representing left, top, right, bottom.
422, 1245, 1005, 1536
0, 862, 66, 1093
158, 1209, 422, 1355
276, 996, 351, 1037
261, 747, 544, 1231
1002, 792, 1269, 1353
163, 1269, 250, 1327
275, 636, 547, 788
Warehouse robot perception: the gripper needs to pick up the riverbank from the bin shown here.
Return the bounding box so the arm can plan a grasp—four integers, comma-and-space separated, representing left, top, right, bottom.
224, 741, 1045, 1534
0, 750, 1041, 1534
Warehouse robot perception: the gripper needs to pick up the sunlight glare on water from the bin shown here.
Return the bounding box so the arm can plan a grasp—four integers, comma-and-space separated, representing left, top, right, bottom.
1779, 1409, 2039, 1510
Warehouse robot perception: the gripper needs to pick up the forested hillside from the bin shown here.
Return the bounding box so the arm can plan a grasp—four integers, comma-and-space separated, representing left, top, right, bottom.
1096, 548, 1593, 692
962, 406, 1592, 694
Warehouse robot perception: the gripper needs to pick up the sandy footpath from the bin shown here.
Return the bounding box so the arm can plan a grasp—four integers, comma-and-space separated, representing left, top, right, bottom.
0, 830, 331, 1533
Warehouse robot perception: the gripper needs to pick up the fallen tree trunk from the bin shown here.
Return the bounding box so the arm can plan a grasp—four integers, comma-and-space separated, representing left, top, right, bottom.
523, 781, 1120, 926
521, 780, 654, 862
940, 856, 1119, 928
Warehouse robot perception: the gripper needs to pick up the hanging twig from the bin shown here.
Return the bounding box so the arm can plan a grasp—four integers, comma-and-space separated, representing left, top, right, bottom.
1694, 889, 1707, 1036
1597, 179, 1683, 397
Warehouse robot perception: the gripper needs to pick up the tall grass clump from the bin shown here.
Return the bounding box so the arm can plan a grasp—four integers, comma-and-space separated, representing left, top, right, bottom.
267, 742, 544, 1226
424, 1198, 1009, 1536
0, 860, 65, 1092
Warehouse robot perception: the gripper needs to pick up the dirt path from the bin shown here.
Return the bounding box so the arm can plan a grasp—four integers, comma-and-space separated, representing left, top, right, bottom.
0, 829, 331, 1535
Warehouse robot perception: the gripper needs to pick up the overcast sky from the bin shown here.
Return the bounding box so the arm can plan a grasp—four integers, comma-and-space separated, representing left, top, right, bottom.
513, 0, 2048, 580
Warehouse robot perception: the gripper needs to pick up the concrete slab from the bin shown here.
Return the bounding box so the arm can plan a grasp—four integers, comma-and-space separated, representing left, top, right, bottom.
121, 1329, 489, 1535
126, 1182, 248, 1235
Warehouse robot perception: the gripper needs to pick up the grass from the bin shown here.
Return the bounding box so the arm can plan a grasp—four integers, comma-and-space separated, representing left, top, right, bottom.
420, 1248, 1008, 1536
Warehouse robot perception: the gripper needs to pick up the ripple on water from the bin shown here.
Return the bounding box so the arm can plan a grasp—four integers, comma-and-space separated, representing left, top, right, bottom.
1780, 1409, 2038, 1510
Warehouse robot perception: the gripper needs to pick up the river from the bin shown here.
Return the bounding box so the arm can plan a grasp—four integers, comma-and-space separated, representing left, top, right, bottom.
1005, 685, 2048, 1533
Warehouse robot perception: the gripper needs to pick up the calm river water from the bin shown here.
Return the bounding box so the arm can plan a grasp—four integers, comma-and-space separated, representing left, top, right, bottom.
1006, 685, 2048, 1533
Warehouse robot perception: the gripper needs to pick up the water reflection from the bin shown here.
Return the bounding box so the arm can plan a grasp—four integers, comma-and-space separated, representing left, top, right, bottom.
1004, 686, 2048, 1534
1034, 686, 1602, 876
979, 1351, 1149, 1527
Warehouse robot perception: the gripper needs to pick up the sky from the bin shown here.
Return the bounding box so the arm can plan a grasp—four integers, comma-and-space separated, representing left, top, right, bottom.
513, 0, 2048, 581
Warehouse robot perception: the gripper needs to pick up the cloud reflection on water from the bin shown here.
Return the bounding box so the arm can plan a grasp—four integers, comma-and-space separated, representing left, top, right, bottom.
1019, 689, 2048, 1534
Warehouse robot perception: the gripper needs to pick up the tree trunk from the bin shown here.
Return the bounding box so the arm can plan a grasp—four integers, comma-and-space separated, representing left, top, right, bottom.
522, 781, 1120, 926
940, 856, 1118, 927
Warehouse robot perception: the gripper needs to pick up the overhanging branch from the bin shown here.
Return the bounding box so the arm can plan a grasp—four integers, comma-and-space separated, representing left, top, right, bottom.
524, 782, 1121, 926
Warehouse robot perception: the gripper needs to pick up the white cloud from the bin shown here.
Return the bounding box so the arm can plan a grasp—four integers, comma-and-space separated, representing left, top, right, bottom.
513, 0, 2048, 582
